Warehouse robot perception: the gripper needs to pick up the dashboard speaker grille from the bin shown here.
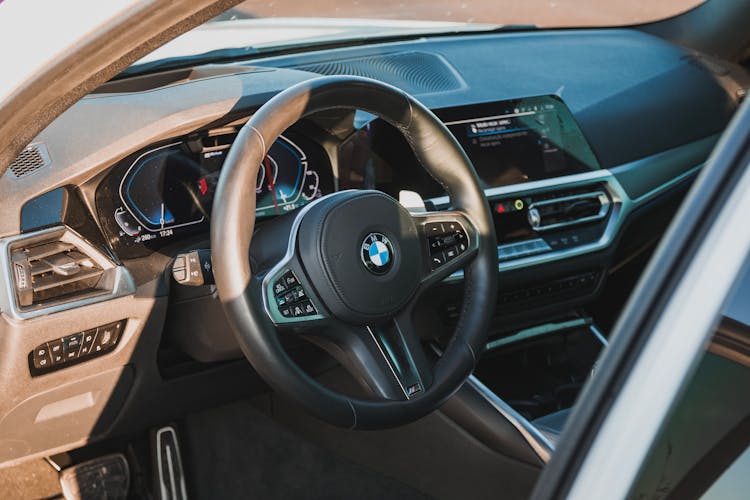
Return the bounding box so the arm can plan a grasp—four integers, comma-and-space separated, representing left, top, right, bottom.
292, 52, 465, 94
9, 143, 50, 178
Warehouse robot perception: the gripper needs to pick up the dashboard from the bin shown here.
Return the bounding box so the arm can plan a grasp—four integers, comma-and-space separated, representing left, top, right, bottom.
0, 27, 747, 466
94, 94, 601, 258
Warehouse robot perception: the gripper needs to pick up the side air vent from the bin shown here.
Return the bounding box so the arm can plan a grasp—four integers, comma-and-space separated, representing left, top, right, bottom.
9, 143, 51, 178
292, 52, 465, 95
12, 241, 104, 307
2, 227, 135, 318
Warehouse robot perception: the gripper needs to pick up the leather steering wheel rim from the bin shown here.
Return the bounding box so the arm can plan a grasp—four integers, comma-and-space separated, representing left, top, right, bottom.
211, 76, 498, 429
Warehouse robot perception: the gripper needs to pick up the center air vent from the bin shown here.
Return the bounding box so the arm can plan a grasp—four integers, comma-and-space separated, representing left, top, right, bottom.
291, 52, 465, 95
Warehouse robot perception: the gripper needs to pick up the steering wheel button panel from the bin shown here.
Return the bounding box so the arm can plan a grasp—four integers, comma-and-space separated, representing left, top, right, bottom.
269, 269, 322, 323
427, 223, 470, 271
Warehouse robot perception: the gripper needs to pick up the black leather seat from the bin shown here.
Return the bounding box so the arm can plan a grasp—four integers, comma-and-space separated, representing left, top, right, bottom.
532, 408, 571, 447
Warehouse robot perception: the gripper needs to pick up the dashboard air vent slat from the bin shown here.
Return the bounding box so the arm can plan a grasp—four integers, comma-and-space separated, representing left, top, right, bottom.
291, 52, 465, 95
24, 241, 76, 261
8, 143, 51, 178
32, 267, 103, 293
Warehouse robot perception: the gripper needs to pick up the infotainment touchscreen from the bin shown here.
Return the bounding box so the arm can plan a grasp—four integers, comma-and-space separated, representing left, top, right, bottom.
435, 96, 599, 188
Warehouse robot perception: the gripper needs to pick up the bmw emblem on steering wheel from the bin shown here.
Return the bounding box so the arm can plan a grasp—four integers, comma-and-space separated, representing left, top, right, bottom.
361, 232, 394, 275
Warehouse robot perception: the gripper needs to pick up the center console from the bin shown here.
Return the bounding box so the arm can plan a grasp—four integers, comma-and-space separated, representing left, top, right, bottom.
419, 97, 622, 460
428, 95, 629, 273
420, 96, 632, 334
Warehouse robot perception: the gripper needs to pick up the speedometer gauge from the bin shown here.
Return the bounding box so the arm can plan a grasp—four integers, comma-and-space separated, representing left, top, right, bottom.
119, 143, 208, 233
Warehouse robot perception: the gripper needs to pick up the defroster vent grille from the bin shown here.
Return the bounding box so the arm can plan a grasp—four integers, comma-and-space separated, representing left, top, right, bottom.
292, 52, 465, 95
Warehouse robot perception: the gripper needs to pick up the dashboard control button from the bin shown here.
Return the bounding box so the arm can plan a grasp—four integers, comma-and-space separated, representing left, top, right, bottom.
527, 207, 542, 229
301, 301, 317, 316
431, 251, 447, 269
429, 237, 444, 252
63, 333, 84, 360
273, 280, 288, 296
79, 329, 97, 357
440, 233, 458, 247
173, 267, 187, 282
279, 306, 293, 319
114, 207, 142, 236
282, 271, 299, 288
445, 246, 459, 261
283, 290, 297, 305
33, 344, 51, 370
276, 293, 290, 307
173, 255, 186, 271
425, 222, 445, 235
291, 286, 306, 301
94, 322, 122, 352
172, 249, 213, 286
291, 303, 307, 317
48, 339, 65, 364
445, 221, 461, 233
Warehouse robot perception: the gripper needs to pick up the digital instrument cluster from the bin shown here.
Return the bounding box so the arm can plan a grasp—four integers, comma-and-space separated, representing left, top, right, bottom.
96, 128, 333, 258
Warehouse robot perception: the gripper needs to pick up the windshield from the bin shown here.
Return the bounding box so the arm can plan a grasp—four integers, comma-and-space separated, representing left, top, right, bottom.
130, 0, 705, 74
223, 0, 704, 27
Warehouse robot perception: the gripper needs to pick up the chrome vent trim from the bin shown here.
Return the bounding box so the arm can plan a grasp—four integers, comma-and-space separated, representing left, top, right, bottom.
9, 143, 51, 178
0, 226, 135, 320
291, 52, 466, 94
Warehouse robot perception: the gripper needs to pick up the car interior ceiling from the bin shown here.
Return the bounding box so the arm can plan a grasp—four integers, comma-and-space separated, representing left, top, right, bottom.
1, 0, 750, 499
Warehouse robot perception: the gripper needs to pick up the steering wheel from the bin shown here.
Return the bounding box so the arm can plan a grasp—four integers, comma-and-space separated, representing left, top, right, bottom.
211, 76, 498, 429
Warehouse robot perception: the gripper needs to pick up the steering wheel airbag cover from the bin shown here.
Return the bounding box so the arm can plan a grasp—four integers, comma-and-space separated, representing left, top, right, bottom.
297, 190, 422, 323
